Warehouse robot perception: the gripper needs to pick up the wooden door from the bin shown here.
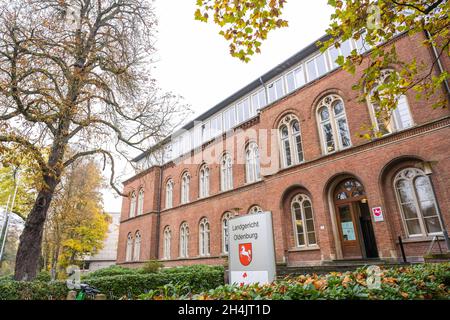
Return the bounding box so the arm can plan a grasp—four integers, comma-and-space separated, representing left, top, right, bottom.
336, 203, 362, 258
334, 179, 367, 259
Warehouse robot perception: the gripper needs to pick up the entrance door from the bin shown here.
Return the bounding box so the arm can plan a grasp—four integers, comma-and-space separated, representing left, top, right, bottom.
359, 202, 379, 258
334, 178, 379, 260
336, 203, 362, 258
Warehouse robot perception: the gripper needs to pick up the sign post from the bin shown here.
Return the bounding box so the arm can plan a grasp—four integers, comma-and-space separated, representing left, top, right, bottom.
228, 211, 276, 286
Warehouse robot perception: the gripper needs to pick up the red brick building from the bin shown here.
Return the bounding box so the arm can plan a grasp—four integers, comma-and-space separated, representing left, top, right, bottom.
116, 32, 450, 269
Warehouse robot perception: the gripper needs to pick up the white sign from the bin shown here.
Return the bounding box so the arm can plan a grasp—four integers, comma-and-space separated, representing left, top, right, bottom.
228, 212, 276, 286
372, 207, 384, 222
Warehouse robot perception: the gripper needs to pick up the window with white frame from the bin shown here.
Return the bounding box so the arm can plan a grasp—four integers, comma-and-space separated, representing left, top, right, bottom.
171, 136, 181, 159
199, 218, 210, 256
236, 97, 251, 124
394, 168, 443, 237
248, 205, 263, 214
222, 212, 233, 254
199, 164, 210, 198
165, 179, 174, 209
279, 114, 304, 167
210, 114, 223, 137
163, 226, 171, 260
368, 69, 413, 136
126, 233, 133, 262
245, 142, 261, 183
354, 30, 369, 54
180, 132, 192, 155
202, 121, 211, 143
267, 78, 284, 103
137, 188, 144, 216
328, 38, 354, 69
317, 94, 351, 154
223, 106, 236, 131
286, 66, 306, 93
192, 125, 202, 149
306, 53, 329, 81
179, 222, 189, 258
129, 192, 136, 218
133, 231, 141, 261
220, 153, 233, 191
251, 88, 266, 114
181, 172, 190, 204
291, 194, 317, 247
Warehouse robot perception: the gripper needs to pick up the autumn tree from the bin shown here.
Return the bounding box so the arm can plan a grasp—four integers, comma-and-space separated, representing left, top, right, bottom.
195, 0, 288, 62
42, 158, 108, 279
0, 0, 189, 280
0, 155, 39, 219
196, 0, 449, 113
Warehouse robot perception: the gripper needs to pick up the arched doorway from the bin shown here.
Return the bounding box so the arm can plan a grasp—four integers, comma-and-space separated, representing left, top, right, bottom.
333, 178, 379, 259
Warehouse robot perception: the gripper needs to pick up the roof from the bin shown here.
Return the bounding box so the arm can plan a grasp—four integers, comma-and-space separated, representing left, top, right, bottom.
133, 33, 332, 162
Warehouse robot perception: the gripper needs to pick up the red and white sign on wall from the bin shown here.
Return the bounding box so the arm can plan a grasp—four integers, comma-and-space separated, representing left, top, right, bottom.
372, 207, 384, 222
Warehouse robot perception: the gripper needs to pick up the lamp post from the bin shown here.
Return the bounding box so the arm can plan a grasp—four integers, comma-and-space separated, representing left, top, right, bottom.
232, 207, 242, 217
422, 162, 450, 253
0, 169, 20, 263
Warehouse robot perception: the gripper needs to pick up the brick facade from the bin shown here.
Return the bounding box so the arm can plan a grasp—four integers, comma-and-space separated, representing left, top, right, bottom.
117, 33, 450, 269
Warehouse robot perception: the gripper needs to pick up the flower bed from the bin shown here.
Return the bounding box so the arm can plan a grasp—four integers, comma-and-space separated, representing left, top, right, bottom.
139, 263, 450, 300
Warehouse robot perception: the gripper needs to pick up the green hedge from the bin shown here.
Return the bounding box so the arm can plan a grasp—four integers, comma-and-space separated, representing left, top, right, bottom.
0, 264, 224, 300
0, 280, 68, 300
85, 267, 224, 299
82, 265, 139, 280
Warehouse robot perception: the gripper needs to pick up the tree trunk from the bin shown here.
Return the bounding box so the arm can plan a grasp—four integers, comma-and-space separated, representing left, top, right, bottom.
51, 242, 60, 280
14, 180, 58, 281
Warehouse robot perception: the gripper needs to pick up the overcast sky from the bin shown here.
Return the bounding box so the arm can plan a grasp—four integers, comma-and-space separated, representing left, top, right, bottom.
102, 0, 334, 212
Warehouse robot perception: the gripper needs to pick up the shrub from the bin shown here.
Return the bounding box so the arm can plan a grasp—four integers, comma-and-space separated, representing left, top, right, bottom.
0, 280, 68, 300
0, 264, 225, 300
36, 271, 52, 282
160, 264, 224, 274
141, 263, 450, 300
82, 265, 138, 280
0, 275, 13, 283
142, 260, 163, 274
85, 267, 224, 299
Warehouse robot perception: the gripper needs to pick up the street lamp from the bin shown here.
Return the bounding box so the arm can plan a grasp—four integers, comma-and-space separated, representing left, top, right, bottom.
0, 168, 21, 263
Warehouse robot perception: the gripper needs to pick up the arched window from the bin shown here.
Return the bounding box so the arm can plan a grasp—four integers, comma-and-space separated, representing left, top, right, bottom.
179, 222, 189, 258
133, 231, 141, 261
199, 164, 210, 198
245, 142, 261, 183
163, 226, 171, 260
279, 114, 304, 167
199, 218, 210, 256
129, 192, 136, 218
394, 168, 443, 237
368, 69, 413, 136
220, 153, 233, 191
126, 233, 133, 262
222, 212, 233, 254
137, 188, 144, 216
181, 172, 190, 204
248, 205, 263, 214
291, 194, 317, 247
165, 179, 174, 209
317, 95, 351, 154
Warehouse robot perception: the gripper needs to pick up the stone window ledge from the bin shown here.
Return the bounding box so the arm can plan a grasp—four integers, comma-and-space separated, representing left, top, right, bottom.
288, 245, 320, 253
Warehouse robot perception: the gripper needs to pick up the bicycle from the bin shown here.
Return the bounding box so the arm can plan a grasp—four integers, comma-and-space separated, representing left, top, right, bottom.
75, 283, 101, 300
